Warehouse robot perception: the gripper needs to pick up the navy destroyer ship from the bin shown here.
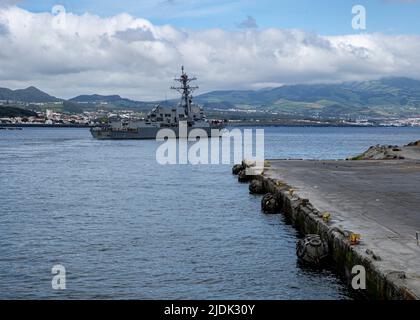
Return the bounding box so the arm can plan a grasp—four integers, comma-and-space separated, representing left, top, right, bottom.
90, 67, 224, 139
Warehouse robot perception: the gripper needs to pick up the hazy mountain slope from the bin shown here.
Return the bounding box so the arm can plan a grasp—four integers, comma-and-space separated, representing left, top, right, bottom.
194, 77, 420, 117
0, 86, 60, 103
69, 94, 156, 111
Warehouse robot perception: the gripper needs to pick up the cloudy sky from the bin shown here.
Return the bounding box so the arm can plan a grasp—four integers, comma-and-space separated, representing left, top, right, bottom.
0, 0, 419, 100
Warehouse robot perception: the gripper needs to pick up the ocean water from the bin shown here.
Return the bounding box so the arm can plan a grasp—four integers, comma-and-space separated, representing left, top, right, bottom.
1, 126, 419, 299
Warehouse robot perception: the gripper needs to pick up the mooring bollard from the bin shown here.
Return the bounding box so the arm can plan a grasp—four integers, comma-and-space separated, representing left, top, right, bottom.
322, 212, 331, 223
349, 233, 361, 245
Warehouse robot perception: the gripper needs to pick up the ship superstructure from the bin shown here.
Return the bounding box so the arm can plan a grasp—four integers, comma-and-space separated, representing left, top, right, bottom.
90, 67, 223, 139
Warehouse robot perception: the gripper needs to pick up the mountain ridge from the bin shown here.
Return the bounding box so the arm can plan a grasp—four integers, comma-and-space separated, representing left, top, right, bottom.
0, 86, 61, 103
194, 77, 420, 118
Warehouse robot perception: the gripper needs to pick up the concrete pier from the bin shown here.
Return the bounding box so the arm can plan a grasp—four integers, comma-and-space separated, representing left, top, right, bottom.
242, 159, 420, 299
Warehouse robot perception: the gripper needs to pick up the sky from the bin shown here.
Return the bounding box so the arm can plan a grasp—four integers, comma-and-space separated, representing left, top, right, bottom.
0, 0, 419, 100
18, 0, 420, 34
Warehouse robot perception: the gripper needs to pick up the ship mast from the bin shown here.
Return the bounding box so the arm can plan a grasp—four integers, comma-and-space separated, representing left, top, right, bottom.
171, 66, 198, 121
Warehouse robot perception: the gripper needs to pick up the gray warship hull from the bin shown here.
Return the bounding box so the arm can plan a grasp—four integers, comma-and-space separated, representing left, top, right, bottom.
90, 125, 224, 140
91, 67, 224, 140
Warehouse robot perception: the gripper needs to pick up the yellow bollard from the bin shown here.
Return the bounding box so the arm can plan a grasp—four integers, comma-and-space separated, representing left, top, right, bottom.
349, 233, 361, 245
275, 180, 284, 187
322, 212, 331, 223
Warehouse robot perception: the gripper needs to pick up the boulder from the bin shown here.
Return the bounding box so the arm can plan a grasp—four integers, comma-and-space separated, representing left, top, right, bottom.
407, 140, 420, 147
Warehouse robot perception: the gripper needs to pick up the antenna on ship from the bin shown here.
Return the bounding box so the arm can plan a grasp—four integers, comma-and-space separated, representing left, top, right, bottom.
171, 66, 198, 120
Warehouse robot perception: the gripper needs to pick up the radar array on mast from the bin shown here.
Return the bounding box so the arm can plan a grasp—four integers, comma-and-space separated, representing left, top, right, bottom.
170, 66, 199, 117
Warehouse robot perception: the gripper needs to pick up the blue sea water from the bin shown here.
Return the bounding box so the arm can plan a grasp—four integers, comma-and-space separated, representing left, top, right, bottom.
1, 126, 419, 299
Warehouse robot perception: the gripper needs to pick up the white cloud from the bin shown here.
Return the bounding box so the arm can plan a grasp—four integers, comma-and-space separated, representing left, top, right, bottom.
0, 0, 21, 8
0, 6, 419, 100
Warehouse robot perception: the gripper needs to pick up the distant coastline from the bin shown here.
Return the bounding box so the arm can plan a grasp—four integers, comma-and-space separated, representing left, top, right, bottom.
0, 121, 417, 129
227, 120, 373, 127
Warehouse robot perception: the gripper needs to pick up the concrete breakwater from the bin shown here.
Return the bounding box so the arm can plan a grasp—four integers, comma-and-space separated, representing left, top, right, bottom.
233, 160, 420, 300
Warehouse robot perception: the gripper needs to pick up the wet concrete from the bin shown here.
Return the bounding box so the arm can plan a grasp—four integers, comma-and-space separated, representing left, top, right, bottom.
263, 159, 420, 299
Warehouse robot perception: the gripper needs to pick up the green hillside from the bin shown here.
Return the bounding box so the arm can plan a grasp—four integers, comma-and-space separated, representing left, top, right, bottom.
0, 106, 38, 118
194, 77, 420, 118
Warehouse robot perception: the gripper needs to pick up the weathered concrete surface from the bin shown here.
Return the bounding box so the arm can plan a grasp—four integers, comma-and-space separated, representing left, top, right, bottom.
264, 159, 420, 299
